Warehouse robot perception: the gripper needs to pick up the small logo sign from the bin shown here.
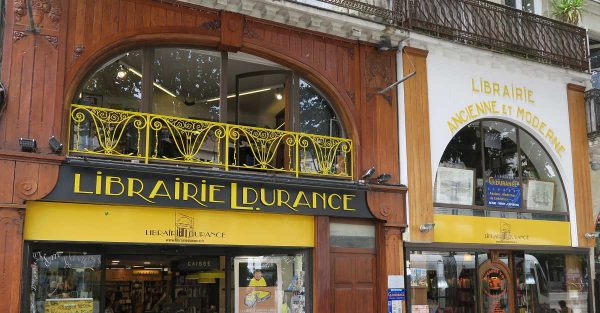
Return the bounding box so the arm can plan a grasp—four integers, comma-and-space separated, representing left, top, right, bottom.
484, 222, 529, 244
144, 210, 226, 243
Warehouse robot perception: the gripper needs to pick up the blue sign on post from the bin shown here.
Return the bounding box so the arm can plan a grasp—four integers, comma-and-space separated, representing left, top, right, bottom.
388, 288, 405, 313
485, 178, 521, 208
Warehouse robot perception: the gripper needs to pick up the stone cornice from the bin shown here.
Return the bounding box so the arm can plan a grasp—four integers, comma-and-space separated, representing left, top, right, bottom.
177, 0, 408, 45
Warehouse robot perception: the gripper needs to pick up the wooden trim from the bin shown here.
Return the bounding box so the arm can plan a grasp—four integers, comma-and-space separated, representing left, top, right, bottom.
314, 216, 331, 313
366, 184, 408, 192
0, 150, 65, 163
0, 207, 25, 313
567, 85, 595, 247
403, 46, 429, 57
567, 83, 586, 92
330, 247, 377, 254
330, 217, 377, 225
403, 47, 433, 242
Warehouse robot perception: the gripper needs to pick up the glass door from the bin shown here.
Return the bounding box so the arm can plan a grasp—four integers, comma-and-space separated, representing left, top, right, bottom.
479, 251, 515, 313
232, 70, 292, 170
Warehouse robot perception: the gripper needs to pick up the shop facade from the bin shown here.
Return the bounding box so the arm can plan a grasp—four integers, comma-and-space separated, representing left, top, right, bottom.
399, 36, 595, 313
0, 1, 407, 313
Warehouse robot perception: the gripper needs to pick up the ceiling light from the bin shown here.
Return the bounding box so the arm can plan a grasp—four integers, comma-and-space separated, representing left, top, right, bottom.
144, 261, 151, 265
275, 89, 283, 100
111, 260, 120, 263
120, 62, 177, 98
117, 70, 127, 79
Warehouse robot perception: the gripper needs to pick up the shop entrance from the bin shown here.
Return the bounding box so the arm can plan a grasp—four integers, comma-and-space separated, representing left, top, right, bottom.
478, 251, 514, 313
104, 254, 224, 313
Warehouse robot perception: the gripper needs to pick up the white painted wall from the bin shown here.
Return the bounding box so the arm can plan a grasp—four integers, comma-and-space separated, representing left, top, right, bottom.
399, 34, 590, 246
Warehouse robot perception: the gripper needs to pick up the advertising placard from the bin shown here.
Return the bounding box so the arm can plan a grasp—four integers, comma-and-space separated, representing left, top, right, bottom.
234, 257, 282, 313
485, 177, 521, 208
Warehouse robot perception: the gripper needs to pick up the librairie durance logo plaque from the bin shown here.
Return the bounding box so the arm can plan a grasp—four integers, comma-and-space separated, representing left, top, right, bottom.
144, 211, 226, 244
483, 222, 529, 244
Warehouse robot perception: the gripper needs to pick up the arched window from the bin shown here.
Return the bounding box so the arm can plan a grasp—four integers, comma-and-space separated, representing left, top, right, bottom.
434, 120, 567, 219
71, 47, 349, 177
75, 48, 343, 136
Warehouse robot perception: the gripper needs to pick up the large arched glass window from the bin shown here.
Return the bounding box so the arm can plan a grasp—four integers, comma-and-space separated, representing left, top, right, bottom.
71, 47, 349, 177
74, 48, 343, 136
434, 119, 567, 218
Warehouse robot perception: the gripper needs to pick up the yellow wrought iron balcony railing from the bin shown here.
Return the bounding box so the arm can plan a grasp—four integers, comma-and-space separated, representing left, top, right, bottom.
68, 104, 353, 179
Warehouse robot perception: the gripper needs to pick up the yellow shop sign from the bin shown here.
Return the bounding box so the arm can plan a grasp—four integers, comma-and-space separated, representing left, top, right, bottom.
434, 214, 571, 246
25, 202, 314, 247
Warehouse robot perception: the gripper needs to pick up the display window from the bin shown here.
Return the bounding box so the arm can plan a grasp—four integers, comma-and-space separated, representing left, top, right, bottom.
434, 119, 568, 221
24, 243, 311, 313
407, 250, 590, 313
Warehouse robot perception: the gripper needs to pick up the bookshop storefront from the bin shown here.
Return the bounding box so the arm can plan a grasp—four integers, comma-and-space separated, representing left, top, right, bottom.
404, 47, 591, 313
22, 164, 373, 313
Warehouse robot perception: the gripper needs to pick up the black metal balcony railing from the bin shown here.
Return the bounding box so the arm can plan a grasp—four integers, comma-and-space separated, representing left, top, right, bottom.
586, 89, 600, 135
289, 0, 589, 72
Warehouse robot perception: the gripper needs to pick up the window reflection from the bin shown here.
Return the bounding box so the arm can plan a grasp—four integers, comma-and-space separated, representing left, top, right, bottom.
437, 122, 483, 206
519, 131, 567, 212
76, 50, 143, 110
153, 48, 221, 121
30, 251, 102, 313
517, 253, 589, 313
409, 251, 477, 313
299, 80, 339, 136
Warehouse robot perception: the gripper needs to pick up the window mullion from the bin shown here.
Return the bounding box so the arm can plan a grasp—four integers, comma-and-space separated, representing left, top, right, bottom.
220, 51, 228, 123
479, 121, 487, 213
142, 48, 154, 113
516, 128, 524, 211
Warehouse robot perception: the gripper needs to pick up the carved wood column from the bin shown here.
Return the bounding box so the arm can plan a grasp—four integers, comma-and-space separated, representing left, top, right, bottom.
402, 47, 434, 243
368, 185, 407, 313
0, 207, 25, 313
567, 84, 595, 247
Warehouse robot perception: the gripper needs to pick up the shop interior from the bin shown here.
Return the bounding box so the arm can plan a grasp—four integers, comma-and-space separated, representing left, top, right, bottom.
104, 255, 224, 313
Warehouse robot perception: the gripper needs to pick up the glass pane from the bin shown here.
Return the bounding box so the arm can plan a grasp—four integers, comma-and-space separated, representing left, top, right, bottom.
330, 223, 375, 249
30, 251, 102, 313
436, 121, 483, 206
299, 79, 339, 136
298, 79, 348, 176
409, 251, 477, 313
524, 253, 589, 313
479, 253, 511, 313
234, 254, 309, 313
522, 0, 535, 13
75, 50, 143, 110
504, 0, 517, 8
519, 131, 568, 212
482, 121, 520, 209
152, 48, 221, 121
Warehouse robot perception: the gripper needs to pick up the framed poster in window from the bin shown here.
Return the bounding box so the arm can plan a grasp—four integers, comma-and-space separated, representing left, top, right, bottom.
525, 180, 554, 211
434, 167, 475, 206
234, 257, 282, 313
